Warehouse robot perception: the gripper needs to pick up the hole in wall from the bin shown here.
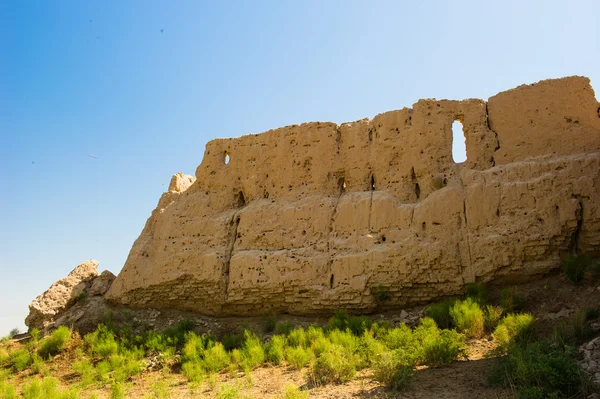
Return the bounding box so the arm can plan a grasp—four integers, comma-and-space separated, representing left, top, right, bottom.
371, 175, 376, 191
452, 120, 467, 163
338, 177, 346, 194
415, 183, 420, 199
330, 274, 334, 289
224, 152, 230, 165
236, 191, 246, 207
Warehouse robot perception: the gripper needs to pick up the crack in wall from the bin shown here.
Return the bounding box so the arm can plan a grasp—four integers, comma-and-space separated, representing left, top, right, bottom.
223, 212, 241, 300
326, 178, 345, 289
569, 195, 584, 255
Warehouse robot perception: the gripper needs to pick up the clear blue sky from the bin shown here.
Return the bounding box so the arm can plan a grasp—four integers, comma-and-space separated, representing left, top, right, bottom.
1, 0, 599, 335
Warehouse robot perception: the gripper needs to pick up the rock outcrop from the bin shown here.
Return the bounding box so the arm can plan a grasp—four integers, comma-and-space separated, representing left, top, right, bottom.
106, 76, 600, 316
26, 260, 115, 330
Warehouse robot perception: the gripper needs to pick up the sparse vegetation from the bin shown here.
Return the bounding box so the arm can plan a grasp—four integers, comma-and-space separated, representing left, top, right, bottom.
562, 255, 597, 284
2, 275, 599, 398
488, 341, 596, 398
492, 313, 536, 351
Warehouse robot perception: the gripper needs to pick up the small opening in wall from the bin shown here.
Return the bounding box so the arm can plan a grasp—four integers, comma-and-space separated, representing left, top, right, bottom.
224, 152, 230, 165
371, 175, 376, 191
452, 120, 467, 163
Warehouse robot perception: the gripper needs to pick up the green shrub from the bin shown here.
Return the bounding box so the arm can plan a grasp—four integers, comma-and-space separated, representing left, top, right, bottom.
202, 342, 230, 373
553, 307, 596, 347
266, 335, 286, 364
0, 379, 17, 399
216, 383, 240, 399
483, 305, 503, 333
327, 329, 359, 353
240, 330, 265, 370
7, 329, 19, 339
562, 255, 591, 284
221, 332, 245, 351
426, 299, 456, 329
570, 308, 594, 344
465, 282, 487, 304
281, 383, 308, 399
181, 362, 205, 383
493, 313, 536, 350
500, 287, 523, 312
276, 321, 295, 335
9, 348, 33, 371
84, 325, 119, 357
450, 298, 484, 338
328, 311, 372, 336
421, 329, 467, 367
487, 341, 596, 398
264, 315, 277, 333
310, 345, 356, 385
287, 328, 308, 348
72, 359, 96, 387
372, 350, 414, 391
21, 377, 79, 399
110, 382, 126, 399
381, 323, 415, 350
372, 285, 391, 303
38, 326, 71, 359
161, 319, 195, 347
357, 330, 386, 367
285, 346, 311, 370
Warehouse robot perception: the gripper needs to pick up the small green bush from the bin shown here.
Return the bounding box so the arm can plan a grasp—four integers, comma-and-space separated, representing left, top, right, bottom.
450, 298, 484, 338
562, 255, 590, 284
276, 321, 295, 335
465, 282, 487, 304
372, 285, 391, 303
328, 310, 373, 336
287, 328, 308, 348
216, 383, 240, 399
38, 326, 71, 359
110, 381, 126, 399
266, 335, 286, 364
240, 330, 265, 370
84, 325, 119, 357
421, 329, 467, 367
0, 379, 17, 399
357, 330, 386, 367
181, 362, 205, 383
426, 299, 456, 329
281, 383, 308, 399
72, 359, 96, 387
500, 287, 523, 312
21, 377, 79, 399
381, 323, 415, 350
285, 346, 311, 370
483, 305, 503, 333
372, 350, 414, 391
9, 348, 33, 371
487, 341, 596, 398
310, 345, 356, 385
202, 342, 230, 373
264, 315, 277, 333
221, 332, 245, 351
493, 313, 536, 350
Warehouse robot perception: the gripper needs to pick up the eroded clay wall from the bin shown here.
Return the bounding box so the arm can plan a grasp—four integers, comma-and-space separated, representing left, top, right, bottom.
106, 76, 600, 315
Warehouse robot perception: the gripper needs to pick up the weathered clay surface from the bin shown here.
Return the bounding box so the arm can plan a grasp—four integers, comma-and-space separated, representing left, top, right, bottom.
26, 260, 115, 330
106, 76, 600, 315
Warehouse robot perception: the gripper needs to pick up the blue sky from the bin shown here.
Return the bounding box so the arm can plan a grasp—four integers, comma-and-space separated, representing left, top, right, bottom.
1, 0, 599, 335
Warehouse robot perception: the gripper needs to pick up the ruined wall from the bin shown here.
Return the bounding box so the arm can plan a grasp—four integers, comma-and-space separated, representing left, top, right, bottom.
106, 76, 600, 315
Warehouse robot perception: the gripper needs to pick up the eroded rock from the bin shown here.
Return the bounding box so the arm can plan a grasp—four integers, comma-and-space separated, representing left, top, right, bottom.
26, 260, 115, 330
106, 76, 600, 316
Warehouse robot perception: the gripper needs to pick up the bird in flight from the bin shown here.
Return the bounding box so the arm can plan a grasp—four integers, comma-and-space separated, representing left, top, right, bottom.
88, 154, 98, 159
